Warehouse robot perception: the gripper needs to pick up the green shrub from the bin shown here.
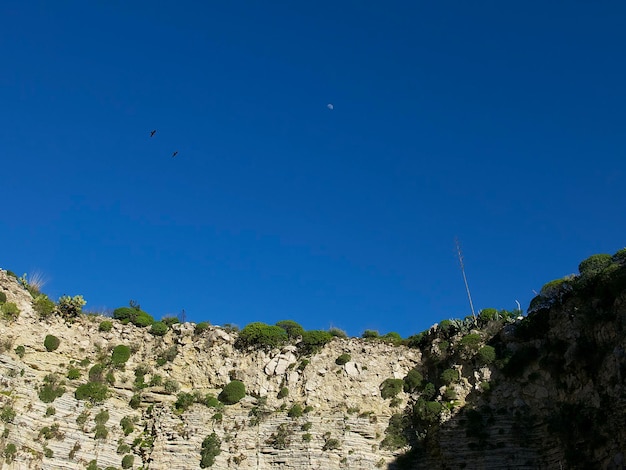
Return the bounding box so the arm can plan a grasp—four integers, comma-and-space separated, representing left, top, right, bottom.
277, 387, 289, 399
1, 302, 20, 321
380, 413, 410, 450
218, 380, 246, 405
121, 454, 134, 469
33, 294, 55, 318
111, 345, 131, 365
0, 291, 6, 304
149, 374, 163, 386
477, 345, 496, 364
276, 320, 305, 339
133, 311, 154, 327
156, 346, 178, 365
380, 378, 404, 399
203, 394, 221, 408
440, 368, 459, 385
129, 394, 142, 409
150, 321, 168, 336
299, 330, 333, 354
14, 345, 25, 358
75, 382, 108, 403
200, 433, 221, 468
57, 295, 86, 318
99, 320, 113, 332
113, 305, 154, 327
478, 308, 498, 322
362, 329, 379, 339
328, 327, 348, 338
288, 403, 303, 418
579, 254, 612, 278
175, 392, 196, 413
44, 334, 60, 352
403, 368, 423, 393
94, 409, 110, 425
322, 437, 341, 451
335, 353, 351, 365
120, 416, 134, 435
89, 364, 106, 383
39, 376, 66, 403
161, 316, 179, 327
459, 334, 482, 354
3, 443, 17, 463
412, 398, 443, 424
94, 423, 108, 440
195, 321, 210, 334
1, 405, 16, 423
164, 379, 180, 394
67, 368, 81, 380
86, 460, 98, 470
381, 332, 403, 345
45, 406, 56, 416
236, 322, 288, 350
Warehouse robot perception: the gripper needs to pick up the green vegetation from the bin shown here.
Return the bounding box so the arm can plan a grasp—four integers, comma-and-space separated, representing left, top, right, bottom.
57, 294, 86, 318
121, 454, 134, 469
218, 380, 246, 405
113, 303, 155, 327
236, 322, 288, 350
335, 353, 351, 365
288, 403, 303, 418
0, 291, 5, 303
195, 321, 210, 334
380, 413, 410, 450
277, 387, 289, 399
380, 378, 404, 399
33, 294, 55, 318
14, 345, 25, 358
3, 443, 17, 463
440, 368, 459, 385
381, 332, 403, 345
39, 374, 66, 403
1, 405, 16, 423
111, 345, 131, 365
120, 416, 135, 435
459, 333, 482, 354
75, 382, 108, 403
266, 423, 291, 449
99, 320, 113, 332
200, 433, 221, 468
44, 334, 60, 352
328, 327, 348, 338
322, 437, 341, 451
156, 345, 178, 366
150, 321, 168, 336
175, 392, 196, 413
403, 368, 423, 393
275, 319, 305, 339
67, 367, 81, 380
1, 302, 20, 321
477, 345, 496, 364
299, 330, 333, 354
362, 329, 379, 339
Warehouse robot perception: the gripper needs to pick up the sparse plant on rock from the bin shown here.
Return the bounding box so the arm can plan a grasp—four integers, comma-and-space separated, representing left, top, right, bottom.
200, 433, 221, 468
335, 353, 351, 365
218, 380, 246, 405
57, 294, 86, 318
380, 378, 404, 399
44, 334, 60, 351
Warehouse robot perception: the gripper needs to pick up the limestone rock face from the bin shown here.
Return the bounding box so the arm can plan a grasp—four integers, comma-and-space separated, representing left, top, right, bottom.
3, 264, 626, 470
0, 270, 419, 469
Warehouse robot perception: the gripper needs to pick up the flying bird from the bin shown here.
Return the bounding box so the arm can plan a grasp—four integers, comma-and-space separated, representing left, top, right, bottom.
150, 130, 156, 137
172, 151, 178, 158
327, 103, 334, 110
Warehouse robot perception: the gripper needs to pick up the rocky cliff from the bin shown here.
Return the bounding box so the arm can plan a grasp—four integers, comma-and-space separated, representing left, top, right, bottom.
1, 249, 625, 469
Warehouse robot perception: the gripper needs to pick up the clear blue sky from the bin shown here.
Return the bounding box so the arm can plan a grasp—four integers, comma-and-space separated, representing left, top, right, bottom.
1, 1, 625, 337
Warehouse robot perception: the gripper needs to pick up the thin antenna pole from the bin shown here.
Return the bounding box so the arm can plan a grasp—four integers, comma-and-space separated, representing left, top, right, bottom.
456, 238, 476, 322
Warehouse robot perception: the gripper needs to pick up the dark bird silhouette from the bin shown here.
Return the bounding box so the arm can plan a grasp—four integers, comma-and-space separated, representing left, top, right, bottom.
172, 151, 178, 158
150, 130, 156, 137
